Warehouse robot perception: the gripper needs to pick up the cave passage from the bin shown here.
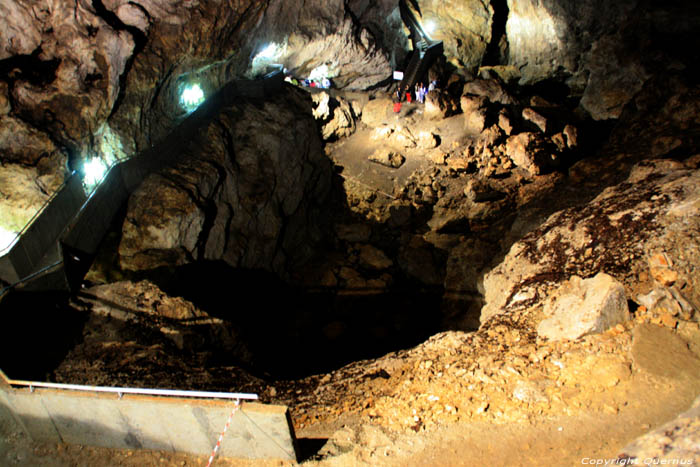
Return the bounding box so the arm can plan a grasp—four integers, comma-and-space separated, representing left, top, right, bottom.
157, 261, 444, 380
482, 0, 509, 66
0, 261, 444, 383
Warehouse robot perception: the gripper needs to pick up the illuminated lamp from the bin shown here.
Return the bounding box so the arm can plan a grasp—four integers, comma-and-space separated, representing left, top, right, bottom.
423, 20, 437, 37
180, 83, 205, 111
0, 226, 18, 252
83, 158, 107, 188
256, 43, 279, 60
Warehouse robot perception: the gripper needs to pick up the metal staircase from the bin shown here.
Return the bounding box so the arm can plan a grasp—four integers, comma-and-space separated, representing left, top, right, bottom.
397, 0, 444, 97
0, 69, 285, 298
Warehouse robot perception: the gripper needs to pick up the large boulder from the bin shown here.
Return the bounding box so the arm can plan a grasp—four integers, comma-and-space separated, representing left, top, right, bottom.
505, 132, 554, 176
537, 273, 629, 341
462, 79, 515, 106
362, 98, 393, 127
312, 92, 357, 141
118, 87, 332, 277
460, 95, 488, 134
425, 91, 458, 120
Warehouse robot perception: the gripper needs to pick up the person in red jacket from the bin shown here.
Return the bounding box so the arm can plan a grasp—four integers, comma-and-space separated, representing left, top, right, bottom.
393, 92, 402, 113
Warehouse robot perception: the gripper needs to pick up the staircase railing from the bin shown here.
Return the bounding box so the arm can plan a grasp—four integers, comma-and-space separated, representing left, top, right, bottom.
0, 68, 284, 295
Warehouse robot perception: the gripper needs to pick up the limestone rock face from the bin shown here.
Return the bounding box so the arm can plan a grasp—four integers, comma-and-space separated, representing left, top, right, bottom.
0, 116, 59, 166
0, 164, 64, 240
505, 0, 637, 86
261, 7, 392, 90
118, 87, 332, 277
618, 394, 700, 462
504, 0, 700, 120
347, 0, 409, 70
481, 159, 700, 326
1, 0, 134, 154
414, 0, 493, 70
578, 32, 651, 120
537, 273, 629, 341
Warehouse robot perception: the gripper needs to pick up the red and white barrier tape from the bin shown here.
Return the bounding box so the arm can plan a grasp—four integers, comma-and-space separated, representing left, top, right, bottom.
206, 399, 241, 467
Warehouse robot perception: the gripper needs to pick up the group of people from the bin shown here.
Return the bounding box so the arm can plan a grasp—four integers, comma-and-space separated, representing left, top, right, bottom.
413, 82, 428, 103
393, 79, 438, 112
284, 76, 332, 89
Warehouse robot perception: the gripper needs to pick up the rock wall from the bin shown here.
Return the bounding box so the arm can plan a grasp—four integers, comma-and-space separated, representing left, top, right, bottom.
505, 0, 700, 119
118, 86, 332, 277
413, 0, 493, 71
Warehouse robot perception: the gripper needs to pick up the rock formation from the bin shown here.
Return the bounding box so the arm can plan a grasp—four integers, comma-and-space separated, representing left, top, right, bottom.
118, 86, 332, 277
481, 158, 700, 328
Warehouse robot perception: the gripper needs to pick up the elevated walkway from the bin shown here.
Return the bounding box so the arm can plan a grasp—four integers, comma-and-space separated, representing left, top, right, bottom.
0, 69, 284, 298
398, 0, 444, 97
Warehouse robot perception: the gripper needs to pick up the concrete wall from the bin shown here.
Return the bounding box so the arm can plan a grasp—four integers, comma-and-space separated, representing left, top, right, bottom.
0, 376, 297, 461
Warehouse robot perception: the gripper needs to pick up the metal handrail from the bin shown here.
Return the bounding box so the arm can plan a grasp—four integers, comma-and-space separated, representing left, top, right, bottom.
5, 377, 258, 401
0, 170, 79, 256
0, 259, 63, 300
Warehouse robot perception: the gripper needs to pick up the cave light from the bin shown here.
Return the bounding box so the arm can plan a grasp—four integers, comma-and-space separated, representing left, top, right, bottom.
256, 43, 281, 61
83, 157, 108, 189
0, 225, 18, 253
423, 20, 437, 37
180, 83, 205, 111
308, 64, 332, 82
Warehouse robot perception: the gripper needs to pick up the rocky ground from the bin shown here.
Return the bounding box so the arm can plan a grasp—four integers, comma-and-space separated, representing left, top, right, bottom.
3, 65, 700, 465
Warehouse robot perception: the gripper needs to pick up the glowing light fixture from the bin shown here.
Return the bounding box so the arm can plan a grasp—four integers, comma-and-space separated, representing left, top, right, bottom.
180, 83, 205, 111
423, 20, 437, 37
257, 43, 279, 60
308, 64, 331, 81
0, 225, 18, 253
83, 158, 107, 188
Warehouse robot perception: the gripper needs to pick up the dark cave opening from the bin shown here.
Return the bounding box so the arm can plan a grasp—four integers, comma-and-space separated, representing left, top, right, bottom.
0, 291, 86, 381
153, 261, 444, 380
0, 48, 60, 88
0, 259, 444, 383
482, 0, 510, 67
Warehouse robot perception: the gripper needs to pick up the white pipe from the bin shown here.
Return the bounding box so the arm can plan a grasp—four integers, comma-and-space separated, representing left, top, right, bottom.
6, 379, 258, 400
